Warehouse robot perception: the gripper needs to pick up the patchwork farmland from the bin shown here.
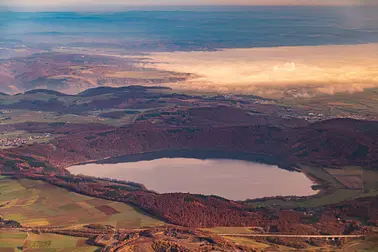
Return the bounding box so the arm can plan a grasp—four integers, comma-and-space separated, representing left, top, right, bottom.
0, 178, 164, 228
0, 230, 101, 251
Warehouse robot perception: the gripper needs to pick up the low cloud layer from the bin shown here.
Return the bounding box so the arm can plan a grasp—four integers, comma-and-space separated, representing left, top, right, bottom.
140, 43, 378, 97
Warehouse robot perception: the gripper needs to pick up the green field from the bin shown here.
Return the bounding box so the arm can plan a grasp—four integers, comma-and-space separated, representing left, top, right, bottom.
362, 169, 378, 192
0, 109, 138, 127
246, 165, 378, 208
0, 178, 164, 228
0, 231, 100, 252
280, 87, 378, 119
222, 236, 272, 250
339, 235, 378, 252
203, 227, 378, 252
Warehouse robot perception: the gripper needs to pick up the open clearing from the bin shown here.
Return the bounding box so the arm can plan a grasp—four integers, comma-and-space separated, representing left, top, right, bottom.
203, 227, 377, 251
326, 167, 364, 189
245, 166, 378, 208
0, 108, 151, 127
339, 235, 378, 252
0, 230, 100, 252
0, 178, 164, 228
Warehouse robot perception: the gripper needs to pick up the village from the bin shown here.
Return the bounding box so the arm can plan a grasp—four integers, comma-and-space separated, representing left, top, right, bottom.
0, 133, 52, 148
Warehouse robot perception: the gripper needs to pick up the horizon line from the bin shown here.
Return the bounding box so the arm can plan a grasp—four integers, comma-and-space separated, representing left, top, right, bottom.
1, 3, 377, 12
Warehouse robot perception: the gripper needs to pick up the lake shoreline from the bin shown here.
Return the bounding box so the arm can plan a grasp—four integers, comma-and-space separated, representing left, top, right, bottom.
68, 150, 318, 201
78, 149, 295, 170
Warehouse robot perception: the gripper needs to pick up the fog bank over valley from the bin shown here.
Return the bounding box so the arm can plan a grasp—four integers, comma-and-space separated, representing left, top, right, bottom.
141, 43, 378, 97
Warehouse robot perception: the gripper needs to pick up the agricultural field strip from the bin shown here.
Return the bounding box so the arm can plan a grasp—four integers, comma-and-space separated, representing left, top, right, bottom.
0, 230, 100, 251
246, 166, 378, 208
0, 178, 164, 228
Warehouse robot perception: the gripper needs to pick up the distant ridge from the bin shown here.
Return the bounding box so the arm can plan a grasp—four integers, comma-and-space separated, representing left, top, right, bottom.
24, 89, 70, 96
78, 86, 171, 97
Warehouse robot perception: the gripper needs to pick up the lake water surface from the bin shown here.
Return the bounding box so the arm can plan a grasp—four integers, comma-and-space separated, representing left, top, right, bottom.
68, 157, 317, 201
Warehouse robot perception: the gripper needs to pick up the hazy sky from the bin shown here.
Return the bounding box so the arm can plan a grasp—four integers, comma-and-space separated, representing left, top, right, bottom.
2, 0, 377, 8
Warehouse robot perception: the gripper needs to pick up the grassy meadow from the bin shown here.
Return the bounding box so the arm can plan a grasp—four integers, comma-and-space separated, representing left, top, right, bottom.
0, 178, 164, 228
245, 165, 378, 209
0, 230, 100, 252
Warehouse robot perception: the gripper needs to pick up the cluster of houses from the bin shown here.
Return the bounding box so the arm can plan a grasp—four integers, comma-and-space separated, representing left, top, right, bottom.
0, 133, 52, 148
